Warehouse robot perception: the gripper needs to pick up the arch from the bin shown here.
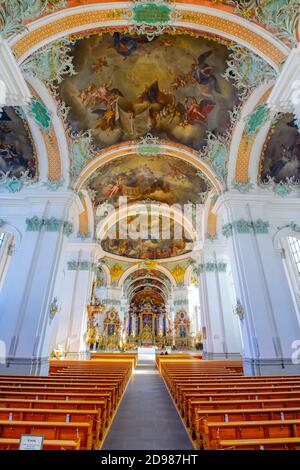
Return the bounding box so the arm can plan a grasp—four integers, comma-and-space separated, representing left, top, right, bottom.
96, 201, 197, 242
273, 226, 300, 253
76, 142, 222, 194
25, 75, 69, 184
184, 264, 195, 287
0, 223, 22, 251
98, 260, 112, 287
10, 4, 288, 69
129, 283, 167, 299
126, 275, 171, 293
228, 82, 274, 187
117, 263, 177, 288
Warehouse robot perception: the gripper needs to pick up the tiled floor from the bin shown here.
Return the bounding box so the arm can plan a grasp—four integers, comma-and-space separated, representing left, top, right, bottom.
101, 360, 193, 450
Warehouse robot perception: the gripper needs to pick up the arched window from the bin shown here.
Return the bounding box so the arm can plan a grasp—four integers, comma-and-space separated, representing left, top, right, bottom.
288, 237, 300, 276
280, 235, 300, 326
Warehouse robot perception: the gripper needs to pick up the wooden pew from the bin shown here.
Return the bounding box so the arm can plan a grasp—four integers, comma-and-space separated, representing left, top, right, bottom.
160, 358, 300, 451
203, 419, 300, 450
0, 420, 92, 450
0, 398, 108, 435
195, 407, 300, 445
0, 438, 80, 450
0, 407, 101, 448
0, 390, 115, 417
90, 352, 138, 367
218, 437, 300, 450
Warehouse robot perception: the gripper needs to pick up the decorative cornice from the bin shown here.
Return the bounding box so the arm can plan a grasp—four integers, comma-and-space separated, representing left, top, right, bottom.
261, 176, 300, 197
231, 179, 254, 193
77, 231, 91, 240
222, 219, 270, 238
0, 171, 35, 193
26, 216, 73, 236
174, 299, 188, 306
42, 179, 65, 191
205, 233, 218, 242
67, 260, 96, 271
196, 262, 227, 274
102, 299, 121, 306
63, 221, 73, 237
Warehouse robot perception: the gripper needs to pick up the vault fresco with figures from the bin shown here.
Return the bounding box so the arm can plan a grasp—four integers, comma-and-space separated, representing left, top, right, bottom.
260, 113, 300, 184
89, 154, 209, 207
101, 215, 193, 259
59, 33, 239, 150
0, 107, 36, 179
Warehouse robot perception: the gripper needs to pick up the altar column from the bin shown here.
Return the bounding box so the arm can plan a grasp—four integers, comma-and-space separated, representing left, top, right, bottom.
216, 192, 300, 375
50, 243, 99, 359
0, 191, 75, 375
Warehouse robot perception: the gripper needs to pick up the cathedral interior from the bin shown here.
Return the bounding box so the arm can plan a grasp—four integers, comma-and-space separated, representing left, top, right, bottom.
0, 0, 300, 453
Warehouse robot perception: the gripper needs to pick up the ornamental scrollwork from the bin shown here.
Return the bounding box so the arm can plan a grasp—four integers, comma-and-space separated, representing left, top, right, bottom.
0, 0, 66, 38
125, 0, 181, 42
222, 219, 270, 238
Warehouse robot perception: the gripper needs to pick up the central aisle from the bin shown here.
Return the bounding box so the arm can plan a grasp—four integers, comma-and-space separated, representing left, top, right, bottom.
101, 358, 193, 450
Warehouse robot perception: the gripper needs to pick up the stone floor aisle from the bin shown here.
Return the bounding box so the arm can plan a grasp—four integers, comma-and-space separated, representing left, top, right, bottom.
101, 359, 193, 450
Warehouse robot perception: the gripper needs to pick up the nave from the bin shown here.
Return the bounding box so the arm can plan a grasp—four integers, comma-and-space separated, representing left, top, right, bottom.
102, 358, 192, 450
0, 0, 300, 456
0, 354, 300, 450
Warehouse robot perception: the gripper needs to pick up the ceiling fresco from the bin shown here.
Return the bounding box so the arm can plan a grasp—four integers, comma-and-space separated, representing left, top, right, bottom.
59, 33, 238, 151
0, 107, 36, 179
128, 278, 166, 293
131, 289, 164, 306
260, 114, 300, 184
124, 268, 172, 290
101, 215, 193, 259
89, 154, 208, 207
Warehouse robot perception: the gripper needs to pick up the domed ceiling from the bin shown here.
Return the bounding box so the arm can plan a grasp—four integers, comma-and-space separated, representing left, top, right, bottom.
88, 154, 209, 208
59, 33, 239, 150
0, 107, 36, 179
101, 214, 194, 259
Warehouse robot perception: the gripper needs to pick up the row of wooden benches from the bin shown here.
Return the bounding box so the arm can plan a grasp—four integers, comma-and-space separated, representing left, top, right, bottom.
160, 358, 300, 450
0, 357, 133, 450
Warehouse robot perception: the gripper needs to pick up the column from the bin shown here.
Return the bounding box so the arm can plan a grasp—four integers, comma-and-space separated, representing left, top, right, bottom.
217, 193, 300, 375
51, 243, 99, 359
0, 191, 75, 375
196, 247, 243, 360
